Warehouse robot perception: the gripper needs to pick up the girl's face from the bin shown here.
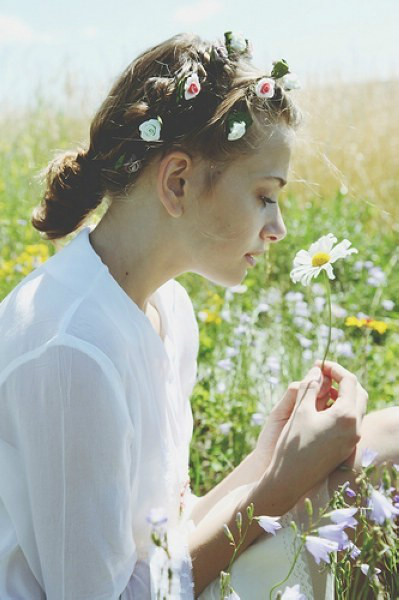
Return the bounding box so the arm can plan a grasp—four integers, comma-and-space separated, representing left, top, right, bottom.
190, 123, 293, 287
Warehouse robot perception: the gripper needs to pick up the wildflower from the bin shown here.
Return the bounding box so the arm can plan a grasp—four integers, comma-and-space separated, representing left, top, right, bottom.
225, 590, 240, 600
290, 233, 358, 286
348, 541, 361, 560
280, 583, 306, 599
329, 507, 358, 529
317, 524, 350, 550
217, 358, 233, 371
251, 412, 264, 426
382, 299, 395, 311
146, 507, 168, 528
296, 333, 312, 348
345, 484, 356, 498
368, 487, 399, 524
225, 346, 239, 358
219, 422, 232, 435
305, 535, 339, 565
361, 447, 378, 468
345, 316, 388, 334
331, 303, 347, 318
367, 266, 386, 287
216, 381, 227, 394
360, 564, 381, 577
257, 515, 282, 536
336, 341, 354, 358
285, 291, 304, 302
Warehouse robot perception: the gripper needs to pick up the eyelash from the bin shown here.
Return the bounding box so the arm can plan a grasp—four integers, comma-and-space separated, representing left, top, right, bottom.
259, 196, 277, 206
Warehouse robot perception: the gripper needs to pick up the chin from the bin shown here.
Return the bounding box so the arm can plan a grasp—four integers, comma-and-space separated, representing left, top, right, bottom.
194, 265, 247, 288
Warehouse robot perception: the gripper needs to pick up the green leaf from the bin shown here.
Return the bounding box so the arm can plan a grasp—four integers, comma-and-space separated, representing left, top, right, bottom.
271, 59, 290, 79
114, 153, 126, 170
227, 110, 253, 130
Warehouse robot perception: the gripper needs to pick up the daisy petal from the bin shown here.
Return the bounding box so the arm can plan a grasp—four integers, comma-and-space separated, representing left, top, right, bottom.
329, 239, 358, 263
293, 250, 312, 266
323, 262, 336, 280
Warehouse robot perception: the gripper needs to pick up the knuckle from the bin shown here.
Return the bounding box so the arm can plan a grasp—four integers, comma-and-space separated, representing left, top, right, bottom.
346, 373, 358, 385
288, 381, 300, 392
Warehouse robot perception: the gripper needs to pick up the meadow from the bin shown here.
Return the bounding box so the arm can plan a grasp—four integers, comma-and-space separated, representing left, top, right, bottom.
0, 78, 398, 597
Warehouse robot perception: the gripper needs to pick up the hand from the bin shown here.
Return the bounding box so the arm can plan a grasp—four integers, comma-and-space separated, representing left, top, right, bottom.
259, 361, 368, 512
253, 366, 333, 467
314, 359, 368, 467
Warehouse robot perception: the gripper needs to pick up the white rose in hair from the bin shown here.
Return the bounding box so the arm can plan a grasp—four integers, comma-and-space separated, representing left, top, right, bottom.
281, 73, 301, 90
230, 33, 247, 52
139, 118, 162, 141
227, 121, 246, 141
255, 77, 275, 99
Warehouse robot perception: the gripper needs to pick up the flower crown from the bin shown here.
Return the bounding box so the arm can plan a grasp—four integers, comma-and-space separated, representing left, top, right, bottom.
113, 31, 301, 171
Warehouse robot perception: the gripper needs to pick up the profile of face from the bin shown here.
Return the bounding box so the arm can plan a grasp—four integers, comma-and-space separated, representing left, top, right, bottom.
188, 123, 293, 287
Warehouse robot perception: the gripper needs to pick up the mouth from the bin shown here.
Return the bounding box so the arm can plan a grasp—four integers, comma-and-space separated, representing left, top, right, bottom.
244, 254, 257, 266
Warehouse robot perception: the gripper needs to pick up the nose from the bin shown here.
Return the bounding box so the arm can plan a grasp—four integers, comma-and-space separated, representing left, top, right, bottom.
261, 207, 287, 243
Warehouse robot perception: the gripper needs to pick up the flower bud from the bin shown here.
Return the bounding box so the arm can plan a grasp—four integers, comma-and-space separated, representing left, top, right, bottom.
305, 497, 313, 518
236, 511, 242, 532
223, 523, 235, 544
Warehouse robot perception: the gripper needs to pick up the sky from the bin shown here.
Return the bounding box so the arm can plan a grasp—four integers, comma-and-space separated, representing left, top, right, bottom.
0, 0, 398, 113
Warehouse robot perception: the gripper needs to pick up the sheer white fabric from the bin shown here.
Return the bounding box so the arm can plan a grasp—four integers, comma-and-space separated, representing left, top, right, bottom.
0, 224, 198, 599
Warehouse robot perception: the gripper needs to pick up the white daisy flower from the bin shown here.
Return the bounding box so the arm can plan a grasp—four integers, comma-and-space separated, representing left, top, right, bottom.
290, 233, 358, 287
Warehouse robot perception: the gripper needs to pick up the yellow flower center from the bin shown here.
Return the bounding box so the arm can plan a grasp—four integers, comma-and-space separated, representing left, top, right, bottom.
311, 252, 331, 267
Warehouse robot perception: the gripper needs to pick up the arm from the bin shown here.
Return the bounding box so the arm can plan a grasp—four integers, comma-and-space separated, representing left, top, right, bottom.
188, 363, 365, 597
5, 344, 137, 599
188, 449, 266, 527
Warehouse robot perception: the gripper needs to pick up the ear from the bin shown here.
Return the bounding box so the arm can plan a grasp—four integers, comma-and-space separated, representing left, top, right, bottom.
156, 151, 193, 218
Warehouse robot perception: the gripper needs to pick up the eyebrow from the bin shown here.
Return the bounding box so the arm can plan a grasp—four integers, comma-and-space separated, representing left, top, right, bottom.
258, 176, 287, 188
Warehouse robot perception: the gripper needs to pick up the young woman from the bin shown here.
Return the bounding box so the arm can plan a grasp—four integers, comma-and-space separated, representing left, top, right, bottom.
0, 32, 397, 599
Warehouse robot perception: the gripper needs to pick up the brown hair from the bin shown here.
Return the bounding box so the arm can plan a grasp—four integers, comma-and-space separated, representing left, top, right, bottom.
31, 32, 301, 240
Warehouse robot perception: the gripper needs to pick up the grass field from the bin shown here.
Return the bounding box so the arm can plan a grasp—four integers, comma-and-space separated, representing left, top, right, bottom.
0, 79, 398, 498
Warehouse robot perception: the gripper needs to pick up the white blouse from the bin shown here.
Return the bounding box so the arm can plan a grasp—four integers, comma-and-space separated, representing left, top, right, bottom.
0, 224, 200, 599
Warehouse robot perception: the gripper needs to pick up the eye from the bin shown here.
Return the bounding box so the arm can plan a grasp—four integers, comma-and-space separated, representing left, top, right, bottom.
259, 195, 277, 206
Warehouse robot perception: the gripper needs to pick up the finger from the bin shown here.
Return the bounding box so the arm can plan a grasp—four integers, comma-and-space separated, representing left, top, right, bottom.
314, 359, 354, 383
317, 375, 332, 399
316, 386, 338, 411
314, 359, 358, 407
296, 366, 323, 407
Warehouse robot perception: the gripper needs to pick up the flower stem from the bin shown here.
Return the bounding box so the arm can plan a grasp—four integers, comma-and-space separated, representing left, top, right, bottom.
321, 270, 332, 373
268, 539, 305, 599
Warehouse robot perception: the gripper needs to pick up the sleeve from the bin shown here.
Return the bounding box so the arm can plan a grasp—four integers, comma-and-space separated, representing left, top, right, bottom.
172, 280, 199, 400
5, 342, 137, 600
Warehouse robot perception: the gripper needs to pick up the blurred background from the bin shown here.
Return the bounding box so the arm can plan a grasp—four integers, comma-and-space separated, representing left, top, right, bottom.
1, 0, 398, 111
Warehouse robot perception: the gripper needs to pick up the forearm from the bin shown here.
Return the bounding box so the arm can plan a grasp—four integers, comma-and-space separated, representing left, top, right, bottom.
188, 449, 267, 527
187, 468, 296, 598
